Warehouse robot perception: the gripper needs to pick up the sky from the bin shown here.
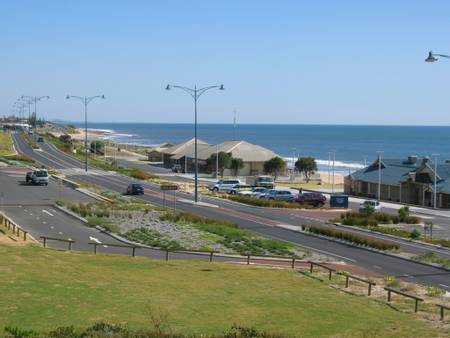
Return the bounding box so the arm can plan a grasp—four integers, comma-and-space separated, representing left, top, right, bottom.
1, 0, 450, 125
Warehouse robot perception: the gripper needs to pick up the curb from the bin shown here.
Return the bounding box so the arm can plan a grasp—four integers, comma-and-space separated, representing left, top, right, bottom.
276, 223, 450, 273
53, 204, 88, 224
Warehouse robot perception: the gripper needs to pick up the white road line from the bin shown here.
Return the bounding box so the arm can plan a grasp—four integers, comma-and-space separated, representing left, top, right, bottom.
89, 236, 102, 244
373, 265, 382, 270
42, 221, 47, 224
439, 284, 449, 289
42, 210, 54, 217
58, 231, 63, 235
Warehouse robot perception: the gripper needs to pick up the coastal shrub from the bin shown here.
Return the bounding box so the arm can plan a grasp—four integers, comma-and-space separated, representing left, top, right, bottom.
129, 168, 155, 180
337, 211, 420, 227
409, 229, 421, 239
305, 225, 399, 251
384, 275, 399, 287
160, 211, 296, 256
123, 228, 183, 250
413, 252, 450, 269
426, 286, 445, 297
5, 154, 34, 163
4, 323, 283, 338
227, 195, 313, 209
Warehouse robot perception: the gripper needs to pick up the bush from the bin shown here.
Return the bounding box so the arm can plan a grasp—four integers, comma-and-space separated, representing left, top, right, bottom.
426, 286, 445, 297
5, 154, 35, 163
337, 211, 421, 227
384, 275, 399, 287
305, 225, 399, 251
228, 195, 311, 209
409, 229, 421, 239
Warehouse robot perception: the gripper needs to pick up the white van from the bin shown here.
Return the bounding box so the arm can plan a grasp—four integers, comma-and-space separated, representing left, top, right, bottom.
26, 169, 49, 186
209, 179, 241, 193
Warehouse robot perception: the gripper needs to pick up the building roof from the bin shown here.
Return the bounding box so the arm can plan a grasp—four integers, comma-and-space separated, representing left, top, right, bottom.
197, 140, 280, 162
162, 138, 209, 157
349, 157, 450, 193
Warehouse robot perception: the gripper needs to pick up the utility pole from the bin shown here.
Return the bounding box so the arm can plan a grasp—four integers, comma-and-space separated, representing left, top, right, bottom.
331, 151, 336, 193
216, 144, 219, 178
432, 154, 439, 209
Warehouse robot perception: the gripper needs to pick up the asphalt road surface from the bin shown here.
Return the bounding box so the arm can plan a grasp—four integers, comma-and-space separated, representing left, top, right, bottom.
11, 133, 450, 289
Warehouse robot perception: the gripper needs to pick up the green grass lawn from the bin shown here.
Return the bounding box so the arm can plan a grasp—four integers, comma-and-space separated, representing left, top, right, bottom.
0, 132, 14, 156
0, 244, 441, 337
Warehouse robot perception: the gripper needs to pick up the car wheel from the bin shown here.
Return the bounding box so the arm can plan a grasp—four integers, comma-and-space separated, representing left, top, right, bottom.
213, 187, 219, 192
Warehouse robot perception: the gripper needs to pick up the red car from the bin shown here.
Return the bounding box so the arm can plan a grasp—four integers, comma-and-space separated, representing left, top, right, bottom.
295, 193, 326, 207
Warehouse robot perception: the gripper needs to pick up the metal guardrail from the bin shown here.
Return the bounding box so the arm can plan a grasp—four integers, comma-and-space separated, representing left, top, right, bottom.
436, 303, 450, 321
0, 212, 28, 241
308, 260, 336, 280
384, 287, 424, 313
344, 274, 376, 296
40, 236, 74, 251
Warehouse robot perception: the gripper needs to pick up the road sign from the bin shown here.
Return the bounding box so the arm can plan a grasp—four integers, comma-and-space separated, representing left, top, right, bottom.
160, 185, 179, 191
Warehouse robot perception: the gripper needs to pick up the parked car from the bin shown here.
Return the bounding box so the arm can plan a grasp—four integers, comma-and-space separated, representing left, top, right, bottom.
263, 189, 296, 202
239, 187, 268, 198
359, 200, 381, 212
228, 184, 253, 195
37, 136, 44, 142
209, 179, 241, 193
245, 175, 275, 189
26, 169, 49, 185
295, 193, 327, 207
126, 183, 144, 195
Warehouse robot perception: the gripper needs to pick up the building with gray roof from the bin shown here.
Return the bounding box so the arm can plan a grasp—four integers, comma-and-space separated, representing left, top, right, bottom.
345, 155, 450, 209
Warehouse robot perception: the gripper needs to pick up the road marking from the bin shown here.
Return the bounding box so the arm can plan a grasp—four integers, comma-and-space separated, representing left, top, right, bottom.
373, 265, 382, 270
42, 210, 54, 217
50, 226, 54, 229
439, 284, 449, 289
29, 213, 33, 216
58, 231, 63, 235
24, 209, 28, 212
42, 221, 47, 224
89, 236, 102, 244
36, 217, 40, 220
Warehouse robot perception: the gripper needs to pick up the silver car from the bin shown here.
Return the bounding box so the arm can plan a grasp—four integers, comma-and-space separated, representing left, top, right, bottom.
209, 179, 241, 193
263, 189, 295, 202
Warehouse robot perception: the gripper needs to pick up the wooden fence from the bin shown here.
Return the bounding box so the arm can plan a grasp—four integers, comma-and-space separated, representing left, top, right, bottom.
0, 212, 28, 241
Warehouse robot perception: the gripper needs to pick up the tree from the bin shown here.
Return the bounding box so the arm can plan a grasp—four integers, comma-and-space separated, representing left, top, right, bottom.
264, 156, 286, 180
295, 157, 318, 182
230, 158, 244, 176
206, 151, 232, 177
90, 140, 104, 155
58, 134, 73, 151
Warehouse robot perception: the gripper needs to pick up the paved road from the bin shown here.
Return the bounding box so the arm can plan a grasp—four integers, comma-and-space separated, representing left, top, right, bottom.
12, 134, 450, 289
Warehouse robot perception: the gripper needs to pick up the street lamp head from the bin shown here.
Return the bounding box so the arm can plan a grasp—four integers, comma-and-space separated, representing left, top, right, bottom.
219, 84, 225, 90
425, 51, 438, 63
101, 95, 105, 99
66, 95, 70, 99
165, 84, 171, 90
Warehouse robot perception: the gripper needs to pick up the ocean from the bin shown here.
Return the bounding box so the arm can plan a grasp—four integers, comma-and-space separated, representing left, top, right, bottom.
69, 123, 450, 174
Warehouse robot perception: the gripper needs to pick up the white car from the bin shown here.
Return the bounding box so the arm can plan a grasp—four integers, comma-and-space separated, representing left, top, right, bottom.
239, 187, 268, 198
209, 179, 241, 193
359, 200, 381, 212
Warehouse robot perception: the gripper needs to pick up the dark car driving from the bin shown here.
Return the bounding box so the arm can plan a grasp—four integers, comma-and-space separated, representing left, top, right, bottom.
126, 183, 144, 195
295, 192, 326, 207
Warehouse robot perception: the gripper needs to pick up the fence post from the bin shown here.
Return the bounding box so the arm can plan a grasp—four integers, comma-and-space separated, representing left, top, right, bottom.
247, 255, 250, 265
68, 241, 72, 251
12, 224, 16, 233
415, 299, 419, 313
368, 283, 372, 296
23, 231, 27, 241
310, 262, 313, 273
43, 237, 47, 248
291, 257, 296, 269
132, 247, 136, 257
387, 289, 391, 302
209, 252, 214, 262
440, 306, 444, 321
328, 269, 332, 280
345, 275, 349, 288
165, 250, 169, 261
93, 243, 97, 254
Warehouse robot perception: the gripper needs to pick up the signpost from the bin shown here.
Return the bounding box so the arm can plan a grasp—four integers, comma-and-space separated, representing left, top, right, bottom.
160, 185, 179, 211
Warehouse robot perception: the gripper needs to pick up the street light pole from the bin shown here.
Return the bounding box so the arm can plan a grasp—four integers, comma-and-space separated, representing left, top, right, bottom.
66, 95, 105, 172
21, 96, 50, 129
331, 150, 336, 194
165, 84, 225, 203
425, 51, 450, 63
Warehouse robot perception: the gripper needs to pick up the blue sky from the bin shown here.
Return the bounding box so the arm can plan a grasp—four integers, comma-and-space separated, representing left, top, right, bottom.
1, 1, 450, 125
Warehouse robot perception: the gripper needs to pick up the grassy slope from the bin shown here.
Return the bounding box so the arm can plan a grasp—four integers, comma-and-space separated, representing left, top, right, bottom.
0, 245, 441, 337
0, 132, 14, 156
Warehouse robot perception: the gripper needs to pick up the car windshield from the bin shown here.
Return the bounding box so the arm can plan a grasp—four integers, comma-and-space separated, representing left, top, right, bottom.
35, 171, 48, 177
259, 177, 273, 182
